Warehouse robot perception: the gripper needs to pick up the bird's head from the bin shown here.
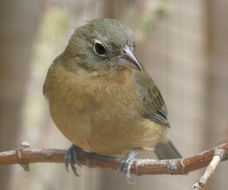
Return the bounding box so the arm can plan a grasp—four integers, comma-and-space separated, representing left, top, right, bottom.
63, 18, 143, 75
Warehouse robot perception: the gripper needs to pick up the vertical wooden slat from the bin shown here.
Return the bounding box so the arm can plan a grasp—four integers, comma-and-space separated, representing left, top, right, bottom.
205, 0, 228, 189
0, 0, 44, 189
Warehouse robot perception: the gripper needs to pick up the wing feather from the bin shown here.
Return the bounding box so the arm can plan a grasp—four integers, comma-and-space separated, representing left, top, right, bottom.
134, 71, 170, 127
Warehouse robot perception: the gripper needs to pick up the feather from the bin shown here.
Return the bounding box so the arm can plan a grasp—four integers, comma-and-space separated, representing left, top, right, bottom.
134, 71, 170, 127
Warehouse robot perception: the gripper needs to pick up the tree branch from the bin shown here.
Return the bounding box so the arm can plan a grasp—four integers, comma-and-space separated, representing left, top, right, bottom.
192, 148, 226, 190
0, 143, 227, 174
0, 143, 227, 188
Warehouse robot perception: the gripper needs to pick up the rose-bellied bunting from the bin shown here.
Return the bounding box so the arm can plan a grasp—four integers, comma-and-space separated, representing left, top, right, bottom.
43, 18, 181, 181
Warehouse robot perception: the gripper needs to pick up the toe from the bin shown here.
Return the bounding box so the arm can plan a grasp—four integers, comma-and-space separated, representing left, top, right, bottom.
118, 148, 141, 183
64, 144, 82, 176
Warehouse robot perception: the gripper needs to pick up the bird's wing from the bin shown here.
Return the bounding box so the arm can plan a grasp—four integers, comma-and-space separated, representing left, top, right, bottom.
134, 71, 170, 127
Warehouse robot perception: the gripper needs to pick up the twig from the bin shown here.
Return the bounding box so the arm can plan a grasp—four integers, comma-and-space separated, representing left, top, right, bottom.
0, 143, 227, 177
192, 148, 226, 190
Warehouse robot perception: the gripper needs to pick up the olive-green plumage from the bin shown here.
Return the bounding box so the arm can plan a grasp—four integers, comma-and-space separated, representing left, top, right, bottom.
44, 18, 181, 159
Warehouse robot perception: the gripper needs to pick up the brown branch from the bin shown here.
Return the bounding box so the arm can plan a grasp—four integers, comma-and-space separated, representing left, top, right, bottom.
192, 148, 226, 190
0, 143, 227, 177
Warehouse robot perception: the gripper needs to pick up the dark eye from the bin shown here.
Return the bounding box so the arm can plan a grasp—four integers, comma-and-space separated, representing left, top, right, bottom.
94, 40, 107, 56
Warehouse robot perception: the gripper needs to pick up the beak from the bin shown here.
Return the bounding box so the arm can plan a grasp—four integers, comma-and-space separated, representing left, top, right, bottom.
114, 45, 142, 71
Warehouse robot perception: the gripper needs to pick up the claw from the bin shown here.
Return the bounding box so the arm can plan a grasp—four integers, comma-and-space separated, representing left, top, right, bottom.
118, 148, 141, 183
64, 144, 82, 176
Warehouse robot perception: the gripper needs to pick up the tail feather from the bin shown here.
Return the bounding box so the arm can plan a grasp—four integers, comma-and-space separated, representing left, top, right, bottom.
154, 140, 182, 159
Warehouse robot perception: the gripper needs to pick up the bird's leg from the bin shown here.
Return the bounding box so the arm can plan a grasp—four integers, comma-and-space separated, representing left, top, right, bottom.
64, 144, 82, 176
118, 147, 141, 183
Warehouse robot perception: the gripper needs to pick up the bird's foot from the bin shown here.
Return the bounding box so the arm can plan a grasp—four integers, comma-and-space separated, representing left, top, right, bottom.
118, 148, 141, 184
64, 144, 82, 176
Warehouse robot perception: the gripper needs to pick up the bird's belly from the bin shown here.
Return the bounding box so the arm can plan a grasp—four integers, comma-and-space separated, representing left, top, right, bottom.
47, 69, 166, 157
87, 119, 166, 157
50, 102, 166, 157
50, 107, 93, 151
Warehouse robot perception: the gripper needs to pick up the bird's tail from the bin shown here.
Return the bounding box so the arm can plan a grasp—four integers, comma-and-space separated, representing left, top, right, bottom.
154, 139, 182, 159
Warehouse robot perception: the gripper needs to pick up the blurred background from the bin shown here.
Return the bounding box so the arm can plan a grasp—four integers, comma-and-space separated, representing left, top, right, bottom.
0, 0, 228, 189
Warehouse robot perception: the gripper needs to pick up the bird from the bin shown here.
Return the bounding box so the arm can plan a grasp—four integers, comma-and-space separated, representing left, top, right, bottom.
43, 18, 181, 181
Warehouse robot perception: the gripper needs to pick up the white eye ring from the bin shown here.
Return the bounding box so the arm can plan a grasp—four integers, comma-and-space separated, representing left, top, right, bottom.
93, 39, 107, 57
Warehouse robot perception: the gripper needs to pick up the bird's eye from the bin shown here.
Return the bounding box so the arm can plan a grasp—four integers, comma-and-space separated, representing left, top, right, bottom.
94, 40, 107, 56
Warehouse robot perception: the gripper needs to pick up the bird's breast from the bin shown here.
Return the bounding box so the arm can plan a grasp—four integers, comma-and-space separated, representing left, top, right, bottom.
44, 64, 166, 156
